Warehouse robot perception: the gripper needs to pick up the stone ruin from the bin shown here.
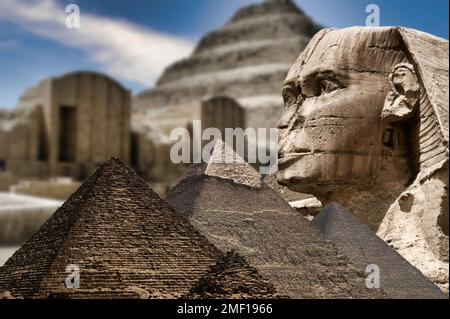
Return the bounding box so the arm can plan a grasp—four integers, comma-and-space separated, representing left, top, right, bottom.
277, 26, 449, 292
0, 71, 131, 197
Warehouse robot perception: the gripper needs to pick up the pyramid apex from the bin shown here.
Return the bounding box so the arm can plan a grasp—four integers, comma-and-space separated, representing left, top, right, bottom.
90, 156, 138, 181
101, 156, 128, 168
208, 139, 246, 165
205, 139, 262, 188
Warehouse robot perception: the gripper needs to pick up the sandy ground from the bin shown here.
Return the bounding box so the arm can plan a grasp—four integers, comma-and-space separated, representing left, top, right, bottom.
0, 247, 19, 266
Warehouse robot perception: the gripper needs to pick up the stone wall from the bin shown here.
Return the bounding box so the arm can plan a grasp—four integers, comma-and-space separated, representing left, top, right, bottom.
0, 72, 131, 182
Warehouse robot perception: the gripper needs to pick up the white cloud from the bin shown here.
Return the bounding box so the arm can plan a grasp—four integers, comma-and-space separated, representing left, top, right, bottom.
0, 0, 195, 87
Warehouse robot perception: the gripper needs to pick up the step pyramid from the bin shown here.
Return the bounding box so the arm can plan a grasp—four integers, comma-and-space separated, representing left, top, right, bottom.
133, 0, 322, 135
186, 251, 286, 299
0, 158, 237, 299
313, 203, 447, 299
166, 140, 385, 298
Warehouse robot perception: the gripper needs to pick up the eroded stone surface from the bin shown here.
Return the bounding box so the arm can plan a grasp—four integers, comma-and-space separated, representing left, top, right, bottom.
277, 26, 449, 291
0, 158, 224, 299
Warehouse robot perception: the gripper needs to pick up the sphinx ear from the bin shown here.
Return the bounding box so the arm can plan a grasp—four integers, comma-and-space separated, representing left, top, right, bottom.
382, 63, 420, 123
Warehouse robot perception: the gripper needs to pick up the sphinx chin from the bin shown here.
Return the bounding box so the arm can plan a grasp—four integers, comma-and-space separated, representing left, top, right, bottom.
277, 164, 362, 201
277, 168, 325, 195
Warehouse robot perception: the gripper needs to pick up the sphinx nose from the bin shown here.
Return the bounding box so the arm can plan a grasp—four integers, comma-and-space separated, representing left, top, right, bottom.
277, 107, 306, 131
276, 118, 289, 130
276, 108, 295, 129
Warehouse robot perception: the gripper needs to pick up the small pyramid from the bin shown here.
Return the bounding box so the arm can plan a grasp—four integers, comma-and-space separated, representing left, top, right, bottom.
171, 139, 262, 189
166, 142, 385, 298
313, 203, 447, 299
206, 139, 262, 188
0, 157, 226, 299
186, 251, 286, 299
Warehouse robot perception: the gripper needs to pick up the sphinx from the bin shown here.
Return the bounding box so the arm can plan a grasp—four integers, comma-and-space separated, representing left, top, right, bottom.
277, 26, 448, 292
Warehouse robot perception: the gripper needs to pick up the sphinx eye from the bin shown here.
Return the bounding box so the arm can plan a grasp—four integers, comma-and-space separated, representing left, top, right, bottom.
317, 72, 343, 95
321, 79, 341, 94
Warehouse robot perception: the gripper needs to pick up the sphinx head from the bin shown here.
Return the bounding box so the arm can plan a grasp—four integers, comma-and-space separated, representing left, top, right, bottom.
277, 27, 448, 196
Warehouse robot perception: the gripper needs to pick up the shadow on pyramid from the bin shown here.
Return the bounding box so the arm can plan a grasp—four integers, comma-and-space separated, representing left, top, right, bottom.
185, 251, 288, 299
313, 203, 447, 299
0, 157, 284, 299
166, 140, 385, 298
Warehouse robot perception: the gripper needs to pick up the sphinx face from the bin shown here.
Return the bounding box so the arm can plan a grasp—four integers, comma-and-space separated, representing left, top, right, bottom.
277, 29, 408, 193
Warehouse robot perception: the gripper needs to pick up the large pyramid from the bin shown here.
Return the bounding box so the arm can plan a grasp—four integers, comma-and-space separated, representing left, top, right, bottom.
0, 158, 283, 299
166, 140, 384, 298
133, 0, 322, 135
313, 204, 447, 299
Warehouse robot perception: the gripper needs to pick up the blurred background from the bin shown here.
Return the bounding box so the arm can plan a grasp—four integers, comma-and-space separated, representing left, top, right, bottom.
0, 0, 448, 265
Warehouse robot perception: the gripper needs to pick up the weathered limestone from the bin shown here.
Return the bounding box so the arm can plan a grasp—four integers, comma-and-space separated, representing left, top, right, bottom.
166, 141, 385, 299
313, 203, 446, 299
131, 0, 322, 190
0, 71, 131, 185
277, 26, 449, 292
0, 158, 221, 298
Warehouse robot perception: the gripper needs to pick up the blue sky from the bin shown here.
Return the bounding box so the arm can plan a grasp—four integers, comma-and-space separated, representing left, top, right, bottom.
0, 0, 448, 109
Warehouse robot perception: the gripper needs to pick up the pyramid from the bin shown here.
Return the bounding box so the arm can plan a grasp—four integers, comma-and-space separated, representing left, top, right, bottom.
133, 0, 322, 135
186, 251, 286, 299
0, 158, 229, 299
166, 141, 385, 298
313, 203, 447, 299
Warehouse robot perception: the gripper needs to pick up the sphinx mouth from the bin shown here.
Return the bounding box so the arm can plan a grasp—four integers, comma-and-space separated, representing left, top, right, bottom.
278, 151, 312, 168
